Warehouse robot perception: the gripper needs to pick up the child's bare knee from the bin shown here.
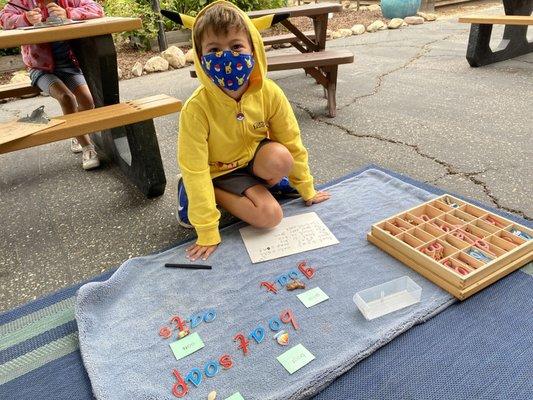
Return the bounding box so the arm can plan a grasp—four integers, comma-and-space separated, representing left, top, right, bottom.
269, 144, 294, 175
59, 92, 77, 108
253, 203, 283, 228
78, 97, 95, 111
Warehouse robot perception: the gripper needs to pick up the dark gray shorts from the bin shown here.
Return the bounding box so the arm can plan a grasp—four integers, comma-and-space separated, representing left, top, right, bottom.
212, 139, 271, 196
30, 66, 87, 95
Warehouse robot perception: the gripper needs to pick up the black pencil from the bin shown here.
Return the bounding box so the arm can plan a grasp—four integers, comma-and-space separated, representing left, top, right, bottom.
8, 2, 32, 12
164, 263, 212, 270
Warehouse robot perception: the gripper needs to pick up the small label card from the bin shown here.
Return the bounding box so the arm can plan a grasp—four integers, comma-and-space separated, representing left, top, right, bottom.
225, 393, 245, 400
297, 287, 329, 308
169, 332, 205, 361
277, 343, 315, 374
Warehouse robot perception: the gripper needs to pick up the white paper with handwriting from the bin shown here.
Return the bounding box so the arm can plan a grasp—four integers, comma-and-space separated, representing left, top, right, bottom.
239, 212, 339, 263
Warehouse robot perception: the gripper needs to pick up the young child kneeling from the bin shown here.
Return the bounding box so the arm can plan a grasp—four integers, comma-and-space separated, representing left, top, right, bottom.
0, 0, 104, 170
170, 0, 330, 261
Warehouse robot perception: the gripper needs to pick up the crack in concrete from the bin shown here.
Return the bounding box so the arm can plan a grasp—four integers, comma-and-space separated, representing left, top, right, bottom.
465, 173, 532, 220
273, 33, 461, 88
337, 34, 457, 109
286, 31, 531, 220
293, 101, 531, 221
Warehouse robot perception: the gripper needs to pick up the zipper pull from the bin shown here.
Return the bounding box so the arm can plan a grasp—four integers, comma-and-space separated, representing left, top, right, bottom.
236, 103, 244, 121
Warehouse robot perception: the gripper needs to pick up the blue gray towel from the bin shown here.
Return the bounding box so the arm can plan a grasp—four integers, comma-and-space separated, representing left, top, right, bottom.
76, 169, 454, 399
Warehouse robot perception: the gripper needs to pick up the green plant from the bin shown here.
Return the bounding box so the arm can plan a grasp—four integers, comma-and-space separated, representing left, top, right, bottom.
103, 0, 159, 48
103, 0, 287, 50
167, 0, 286, 14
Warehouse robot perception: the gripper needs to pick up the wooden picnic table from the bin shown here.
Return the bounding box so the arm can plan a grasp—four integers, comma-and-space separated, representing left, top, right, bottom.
248, 2, 343, 52
0, 17, 168, 197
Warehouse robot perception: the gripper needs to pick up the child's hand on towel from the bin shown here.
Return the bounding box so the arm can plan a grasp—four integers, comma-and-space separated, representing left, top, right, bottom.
305, 191, 331, 206
186, 243, 218, 261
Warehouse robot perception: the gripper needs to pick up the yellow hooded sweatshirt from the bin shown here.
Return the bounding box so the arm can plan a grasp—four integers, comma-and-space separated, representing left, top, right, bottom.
178, 0, 316, 246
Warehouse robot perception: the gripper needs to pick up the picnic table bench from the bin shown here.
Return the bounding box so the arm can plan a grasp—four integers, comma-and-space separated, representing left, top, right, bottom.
0, 80, 40, 99
190, 2, 354, 117
0, 17, 182, 197
458, 0, 533, 67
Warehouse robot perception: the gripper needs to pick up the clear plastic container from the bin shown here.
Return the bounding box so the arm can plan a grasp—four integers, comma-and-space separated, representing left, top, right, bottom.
353, 276, 422, 320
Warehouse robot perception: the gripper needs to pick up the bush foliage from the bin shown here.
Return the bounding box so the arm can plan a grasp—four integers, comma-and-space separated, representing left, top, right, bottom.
104, 0, 287, 49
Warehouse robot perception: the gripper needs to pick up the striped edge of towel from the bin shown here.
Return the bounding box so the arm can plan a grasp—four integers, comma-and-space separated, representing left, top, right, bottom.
0, 296, 79, 385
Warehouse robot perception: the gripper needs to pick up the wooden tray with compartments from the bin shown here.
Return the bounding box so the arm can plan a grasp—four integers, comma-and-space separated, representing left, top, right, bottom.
367, 195, 533, 300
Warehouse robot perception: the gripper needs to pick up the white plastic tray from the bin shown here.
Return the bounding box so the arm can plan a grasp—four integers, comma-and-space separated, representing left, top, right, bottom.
354, 276, 422, 320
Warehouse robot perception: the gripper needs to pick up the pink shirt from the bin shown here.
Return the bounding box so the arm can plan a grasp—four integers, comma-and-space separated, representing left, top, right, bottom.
0, 0, 104, 71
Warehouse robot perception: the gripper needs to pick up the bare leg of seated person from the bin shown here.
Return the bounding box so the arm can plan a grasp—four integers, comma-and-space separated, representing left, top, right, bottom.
215, 185, 283, 228
49, 82, 100, 170
214, 142, 294, 228
251, 141, 294, 187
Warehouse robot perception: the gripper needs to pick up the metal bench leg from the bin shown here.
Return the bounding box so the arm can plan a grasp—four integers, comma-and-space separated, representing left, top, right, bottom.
466, 23, 494, 67
466, 23, 533, 67
466, 0, 533, 67
70, 35, 167, 198
325, 66, 338, 118
113, 121, 166, 197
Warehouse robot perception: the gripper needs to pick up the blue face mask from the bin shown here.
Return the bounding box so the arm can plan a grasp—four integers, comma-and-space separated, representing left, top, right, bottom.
200, 51, 255, 91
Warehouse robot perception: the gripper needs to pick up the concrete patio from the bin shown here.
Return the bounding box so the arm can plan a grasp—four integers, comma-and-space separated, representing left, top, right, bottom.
1, 4, 531, 312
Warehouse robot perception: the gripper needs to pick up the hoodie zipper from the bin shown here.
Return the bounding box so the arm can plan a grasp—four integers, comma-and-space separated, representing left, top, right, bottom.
236, 100, 254, 159
236, 101, 245, 141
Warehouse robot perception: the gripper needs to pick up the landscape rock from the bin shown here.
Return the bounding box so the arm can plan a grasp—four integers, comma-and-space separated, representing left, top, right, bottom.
161, 46, 186, 68
351, 24, 366, 35
144, 56, 169, 73
185, 48, 195, 63
9, 70, 30, 84
417, 12, 437, 21
388, 18, 404, 29
132, 61, 143, 77
367, 20, 386, 33
404, 16, 424, 25
331, 28, 353, 38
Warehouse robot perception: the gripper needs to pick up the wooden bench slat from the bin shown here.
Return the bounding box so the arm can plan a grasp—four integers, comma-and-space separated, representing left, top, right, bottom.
458, 15, 533, 25
0, 94, 181, 154
0, 81, 40, 99
262, 31, 316, 46
190, 49, 354, 77
248, 3, 342, 18
267, 49, 354, 71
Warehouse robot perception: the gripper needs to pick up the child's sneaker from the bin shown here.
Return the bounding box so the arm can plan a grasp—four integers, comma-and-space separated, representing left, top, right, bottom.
81, 145, 100, 170
70, 138, 82, 153
269, 176, 300, 198
176, 174, 193, 228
